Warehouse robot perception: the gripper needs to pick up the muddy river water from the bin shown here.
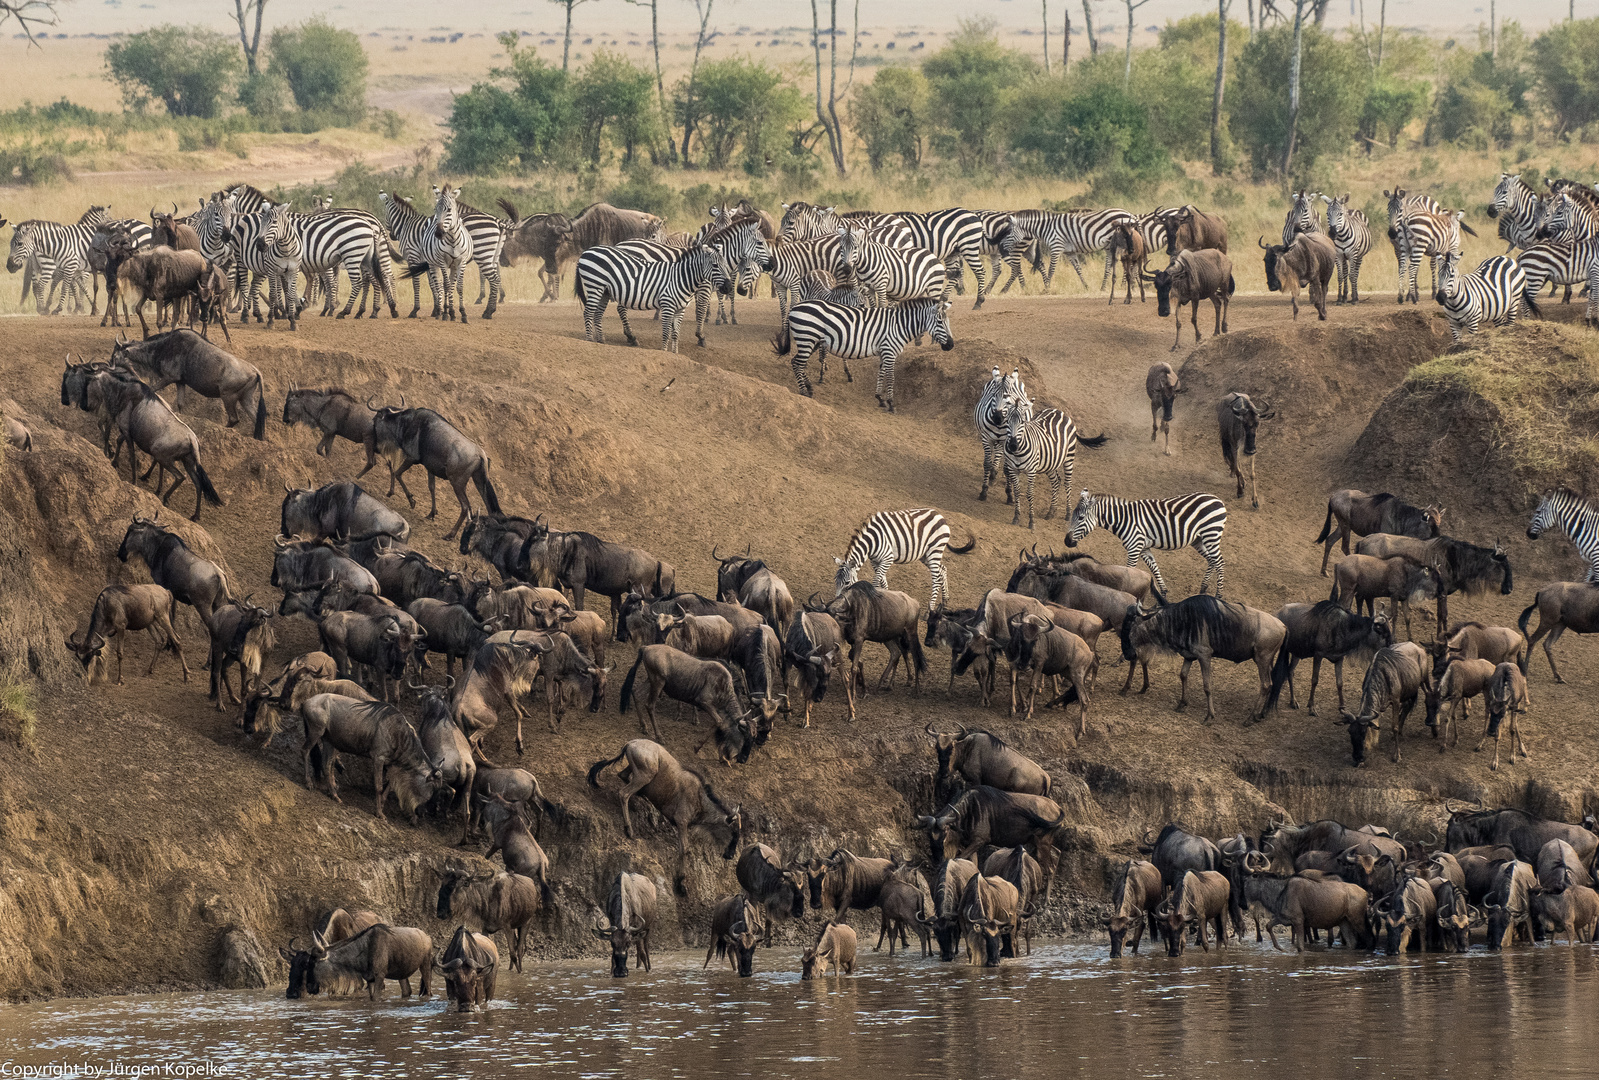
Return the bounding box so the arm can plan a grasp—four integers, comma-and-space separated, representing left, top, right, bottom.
3, 941, 1596, 1078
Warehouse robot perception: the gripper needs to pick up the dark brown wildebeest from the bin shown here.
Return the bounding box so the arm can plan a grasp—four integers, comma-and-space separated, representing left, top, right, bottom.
1267, 601, 1393, 716
876, 876, 934, 957
1259, 231, 1336, 320
736, 844, 807, 945
1375, 872, 1438, 953
530, 202, 664, 300
1005, 555, 1146, 629
917, 786, 1066, 900
191, 255, 233, 342
922, 857, 980, 962
1145, 362, 1179, 455
458, 513, 545, 585
711, 551, 795, 636
407, 599, 502, 679
317, 610, 412, 701
1314, 490, 1443, 575
1445, 805, 1598, 869
587, 739, 742, 896
808, 850, 924, 927
983, 846, 1042, 956
1216, 393, 1273, 509
1535, 838, 1593, 893
1264, 873, 1374, 952
520, 523, 675, 628
436, 925, 499, 1012
960, 873, 1021, 967
1430, 880, 1475, 953
279, 924, 433, 1000
453, 636, 550, 753
1483, 858, 1539, 948
1119, 596, 1284, 720
66, 583, 187, 685
280, 481, 410, 544
1330, 554, 1440, 639
1152, 248, 1234, 350
826, 582, 925, 696
1479, 662, 1530, 770
617, 644, 759, 762
272, 537, 381, 598
924, 607, 986, 698
411, 682, 477, 824
784, 610, 846, 724
117, 245, 210, 337
592, 871, 658, 977
477, 795, 554, 905
1139, 823, 1223, 892
149, 204, 202, 251
1021, 549, 1160, 601
1520, 581, 1599, 683
360, 400, 501, 540
1430, 621, 1528, 677
1336, 641, 1434, 766
925, 725, 1051, 803
1106, 858, 1164, 957
110, 329, 265, 439
704, 893, 764, 977
202, 597, 275, 708
1165, 204, 1230, 256
282, 387, 379, 471
72, 366, 224, 520
1006, 613, 1096, 728
1427, 657, 1497, 748
801, 922, 856, 979
527, 628, 608, 733
496, 203, 571, 302
1532, 883, 1599, 945
1158, 870, 1231, 956
298, 693, 441, 822
437, 868, 544, 972
1406, 536, 1514, 637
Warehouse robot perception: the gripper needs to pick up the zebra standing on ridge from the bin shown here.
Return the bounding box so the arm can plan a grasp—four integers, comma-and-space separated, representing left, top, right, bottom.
975, 366, 1026, 503
832, 508, 977, 613
380, 191, 444, 318
441, 187, 512, 318
1320, 194, 1372, 304
1488, 173, 1546, 253
774, 297, 952, 411
1281, 190, 1322, 245
1002, 395, 1109, 530
1528, 489, 1599, 582
1384, 187, 1443, 299
888, 208, 988, 307
619, 219, 770, 346
1537, 192, 1599, 242
1067, 489, 1228, 598
7, 206, 108, 314
242, 202, 303, 329
1434, 252, 1529, 343
1516, 237, 1599, 308
575, 241, 734, 351
1395, 208, 1470, 304
400, 184, 471, 322
1005, 208, 1133, 293
835, 227, 949, 307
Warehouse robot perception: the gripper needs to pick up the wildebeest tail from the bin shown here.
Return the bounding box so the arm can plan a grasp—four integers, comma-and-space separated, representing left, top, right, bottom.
1313, 503, 1336, 544
908, 629, 927, 674
252, 372, 267, 440
947, 528, 977, 555
537, 872, 556, 912
1265, 639, 1294, 712
194, 460, 224, 506
771, 327, 792, 356
618, 651, 646, 714
586, 749, 627, 788
474, 463, 502, 515
1079, 432, 1109, 449
1226, 273, 1237, 297
1517, 601, 1538, 643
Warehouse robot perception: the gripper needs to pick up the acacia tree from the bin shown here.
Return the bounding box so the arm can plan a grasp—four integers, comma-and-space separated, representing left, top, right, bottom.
622, 0, 666, 118
548, 0, 596, 71
231, 0, 268, 74
1211, 0, 1230, 173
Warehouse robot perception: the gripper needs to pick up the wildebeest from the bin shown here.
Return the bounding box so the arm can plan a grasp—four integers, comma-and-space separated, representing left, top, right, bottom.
1257, 819, 1376, 875
3, 413, 32, 452
243, 658, 360, 746
807, 850, 923, 930
529, 201, 664, 300
1519, 581, 1599, 683
618, 644, 758, 762
436, 925, 499, 1011
876, 875, 934, 957
1152, 248, 1234, 350
712, 548, 795, 634
272, 536, 380, 597
924, 857, 980, 962
736, 844, 806, 945
1535, 838, 1592, 894
826, 582, 925, 696
408, 682, 477, 826
1159, 870, 1231, 956
359, 399, 501, 540
407, 598, 502, 679
926, 725, 1051, 804
1482, 858, 1539, 948
108, 329, 265, 439
1166, 204, 1230, 256
280, 481, 410, 544
150, 204, 201, 252
116, 245, 209, 337
1267, 601, 1393, 716
1409, 536, 1514, 636
1330, 554, 1440, 639
1259, 231, 1336, 320
1314, 490, 1443, 575
784, 610, 846, 724
1479, 661, 1530, 770
1006, 613, 1096, 729
1145, 362, 1179, 455
1216, 393, 1273, 509
1429, 621, 1528, 679
202, 597, 275, 708
477, 796, 555, 906
1264, 872, 1374, 952
1336, 641, 1434, 766
1430, 879, 1475, 953
453, 634, 552, 752
1005, 556, 1142, 631
1106, 858, 1163, 957
317, 610, 413, 701
1445, 805, 1597, 869
592, 871, 658, 977
704, 893, 763, 977
437, 868, 545, 972
313, 907, 383, 946
801, 922, 856, 979
281, 386, 379, 471
916, 786, 1066, 900
458, 513, 545, 585
115, 517, 231, 633
298, 694, 440, 822
1375, 872, 1439, 954
279, 924, 433, 1000
1427, 657, 1497, 748
1119, 596, 1284, 720
1107, 219, 1147, 304
66, 583, 187, 686
983, 846, 1042, 955
520, 523, 674, 627
1019, 549, 1159, 602
1139, 823, 1223, 892
959, 873, 1021, 967
587, 739, 742, 895
1532, 883, 1599, 945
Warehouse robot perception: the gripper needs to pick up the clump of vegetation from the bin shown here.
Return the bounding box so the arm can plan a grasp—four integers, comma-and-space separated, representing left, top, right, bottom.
105, 25, 243, 119
0, 677, 37, 751
267, 17, 370, 126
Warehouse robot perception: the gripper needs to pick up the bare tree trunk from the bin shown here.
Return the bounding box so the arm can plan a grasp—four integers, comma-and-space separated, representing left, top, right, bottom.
1490, 0, 1497, 61
1083, 0, 1098, 57
846, 0, 861, 93
811, 0, 846, 176
622, 0, 667, 122
562, 0, 574, 70
681, 0, 716, 165
233, 0, 267, 76
1281, 0, 1305, 179
1064, 8, 1072, 67
828, 0, 846, 175
1312, 0, 1328, 26
1211, 0, 1229, 175
1124, 0, 1150, 88
1377, 0, 1386, 67
1042, 0, 1051, 74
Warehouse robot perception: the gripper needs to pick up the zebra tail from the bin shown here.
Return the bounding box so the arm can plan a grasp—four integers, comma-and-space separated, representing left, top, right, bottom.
572, 268, 587, 307
1079, 432, 1109, 449
252, 372, 267, 440
771, 327, 792, 356
1459, 221, 1479, 238
400, 262, 430, 281
947, 528, 977, 555
1522, 289, 1543, 320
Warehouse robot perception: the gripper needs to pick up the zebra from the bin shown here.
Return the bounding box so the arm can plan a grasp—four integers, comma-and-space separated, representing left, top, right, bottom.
885, 208, 988, 307
1434, 252, 1530, 343
1002, 396, 1108, 531
575, 241, 734, 352
7, 206, 107, 314
795, 268, 863, 307
777, 297, 952, 411
975, 210, 1084, 296
1281, 190, 1323, 245
380, 191, 444, 318
975, 366, 1025, 503
398, 184, 471, 322
1395, 208, 1469, 304
243, 202, 303, 330
1516, 238, 1599, 308
1005, 208, 1133, 293
1320, 194, 1372, 304
619, 219, 771, 345
1488, 173, 1545, 253
442, 187, 511, 318
832, 508, 977, 613
1528, 489, 1599, 582
1538, 192, 1599, 243
835, 227, 948, 307
1384, 187, 1442, 299
1067, 489, 1228, 598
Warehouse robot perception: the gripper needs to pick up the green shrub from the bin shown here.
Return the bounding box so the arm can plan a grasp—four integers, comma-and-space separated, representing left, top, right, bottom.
0, 145, 73, 185
444, 36, 575, 174
573, 51, 661, 165
1429, 79, 1513, 149
675, 57, 806, 174
1360, 76, 1430, 149
105, 25, 242, 119
1012, 81, 1173, 181
849, 66, 932, 172
1533, 17, 1599, 136
1229, 23, 1365, 179
921, 19, 1038, 172
238, 71, 295, 118
606, 164, 681, 220
268, 18, 369, 124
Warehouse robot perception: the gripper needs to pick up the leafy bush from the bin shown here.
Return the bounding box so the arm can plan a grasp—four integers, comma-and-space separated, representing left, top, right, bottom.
573, 51, 661, 165
444, 36, 575, 173
1429, 79, 1513, 149
1229, 23, 1365, 179
921, 19, 1038, 171
1360, 76, 1430, 149
0, 145, 72, 185
606, 164, 681, 220
1533, 17, 1599, 136
849, 66, 932, 172
676, 58, 805, 174
268, 18, 369, 124
105, 25, 242, 119
237, 71, 295, 118
1012, 81, 1173, 181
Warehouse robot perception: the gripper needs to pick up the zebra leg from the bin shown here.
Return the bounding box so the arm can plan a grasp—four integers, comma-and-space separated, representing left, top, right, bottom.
483, 265, 500, 319
1008, 463, 1024, 526
1043, 251, 1059, 292
1349, 252, 1362, 303
792, 341, 816, 397
474, 266, 487, 304
928, 558, 946, 613
615, 305, 639, 346
1043, 469, 1063, 521
455, 264, 469, 323
1136, 547, 1169, 600
979, 440, 998, 501
661, 301, 681, 353
584, 295, 607, 343
410, 271, 423, 318
875, 346, 898, 412
695, 286, 710, 346
967, 250, 987, 308
873, 560, 891, 588
428, 267, 443, 319
336, 259, 363, 318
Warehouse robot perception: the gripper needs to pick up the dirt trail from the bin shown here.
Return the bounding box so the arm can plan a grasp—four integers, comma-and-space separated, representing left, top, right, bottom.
2, 291, 1597, 998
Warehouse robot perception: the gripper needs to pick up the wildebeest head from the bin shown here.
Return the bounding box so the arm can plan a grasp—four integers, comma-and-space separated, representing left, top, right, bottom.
64, 630, 110, 683
925, 723, 966, 793
723, 904, 761, 977
438, 952, 494, 1011
967, 902, 1008, 966
592, 914, 639, 978
1152, 268, 1174, 316
915, 808, 957, 862
1228, 394, 1273, 455
1258, 236, 1287, 292
277, 939, 316, 998
1335, 709, 1380, 767
436, 868, 484, 920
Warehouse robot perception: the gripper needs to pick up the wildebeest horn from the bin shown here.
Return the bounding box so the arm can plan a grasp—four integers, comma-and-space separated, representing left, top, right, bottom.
150, 206, 159, 221
1257, 235, 1270, 250
283, 481, 293, 493
366, 394, 380, 411
711, 545, 722, 562
924, 722, 939, 740
172, 202, 179, 216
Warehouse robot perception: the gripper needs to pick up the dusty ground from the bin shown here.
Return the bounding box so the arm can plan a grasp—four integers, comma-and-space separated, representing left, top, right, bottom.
2, 286, 1598, 999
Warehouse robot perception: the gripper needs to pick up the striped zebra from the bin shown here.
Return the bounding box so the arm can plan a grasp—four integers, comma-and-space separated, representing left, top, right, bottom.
1395, 208, 1468, 304
301, 206, 399, 319
242, 202, 303, 329
1539, 192, 1599, 242
618, 219, 770, 346
1068, 489, 1228, 598
1528, 489, 1599, 582
975, 210, 1084, 296
832, 508, 977, 613
380, 191, 445, 318
776, 297, 952, 411
1434, 252, 1529, 343
400, 184, 471, 322
1006, 208, 1133, 293
1516, 238, 1599, 308
1320, 193, 1372, 304
1281, 190, 1322, 245
1489, 173, 1545, 252
796, 268, 862, 306
835, 227, 948, 307
575, 241, 733, 351
975, 366, 1026, 502
880, 208, 987, 307
1002, 395, 1108, 530
444, 188, 511, 318
1384, 187, 1442, 299
7, 206, 106, 314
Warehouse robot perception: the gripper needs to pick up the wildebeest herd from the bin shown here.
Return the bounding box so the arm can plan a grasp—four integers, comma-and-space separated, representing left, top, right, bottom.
17, 178, 1599, 1007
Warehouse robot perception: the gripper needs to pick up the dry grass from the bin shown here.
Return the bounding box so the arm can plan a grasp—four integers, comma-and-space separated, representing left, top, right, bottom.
0, 677, 37, 751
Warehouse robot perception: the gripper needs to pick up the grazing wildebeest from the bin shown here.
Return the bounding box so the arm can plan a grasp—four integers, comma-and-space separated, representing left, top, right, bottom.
926, 725, 1051, 803
1375, 872, 1439, 954
437, 868, 544, 973
1519, 581, 1599, 684
520, 523, 674, 628
1006, 613, 1096, 729
1267, 601, 1393, 716
1106, 859, 1164, 957
1259, 231, 1336, 320
801, 922, 857, 979
436, 925, 499, 1011
1427, 657, 1497, 748
587, 739, 742, 896
1330, 554, 1441, 639
617, 644, 759, 762
1478, 662, 1530, 770
66, 583, 187, 685
73, 366, 224, 520
282, 386, 379, 471
826, 582, 925, 696
280, 481, 410, 544
1216, 393, 1273, 509
298, 694, 441, 822
117, 516, 231, 625
917, 786, 1066, 900
202, 597, 275, 708
1336, 641, 1434, 766
1158, 870, 1231, 956
736, 844, 807, 945
704, 894, 763, 977
359, 399, 501, 540
1445, 805, 1598, 869
279, 924, 433, 1000
592, 871, 658, 977
109, 329, 265, 439
1145, 362, 1179, 454
784, 610, 846, 724
1315, 490, 1443, 575
960, 873, 1022, 967
1139, 824, 1223, 893
1152, 248, 1234, 350
1119, 596, 1284, 720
